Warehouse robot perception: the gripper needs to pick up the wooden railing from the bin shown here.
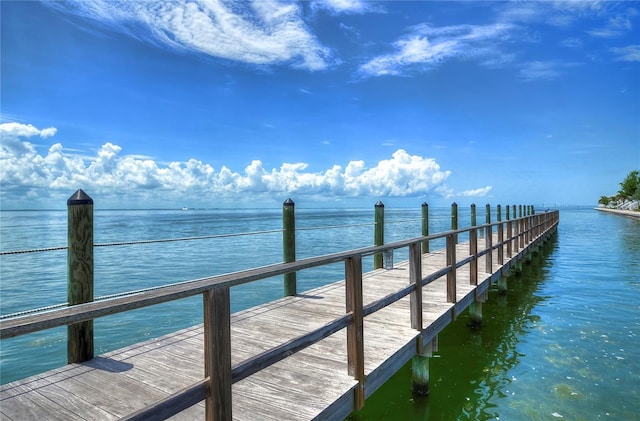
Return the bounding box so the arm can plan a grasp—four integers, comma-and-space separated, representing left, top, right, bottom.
0, 210, 559, 420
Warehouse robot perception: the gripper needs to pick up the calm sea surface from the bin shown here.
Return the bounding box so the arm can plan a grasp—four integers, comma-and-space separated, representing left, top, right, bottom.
1, 207, 638, 420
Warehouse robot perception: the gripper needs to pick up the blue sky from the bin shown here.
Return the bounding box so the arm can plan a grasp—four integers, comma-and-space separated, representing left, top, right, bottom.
1, 0, 638, 210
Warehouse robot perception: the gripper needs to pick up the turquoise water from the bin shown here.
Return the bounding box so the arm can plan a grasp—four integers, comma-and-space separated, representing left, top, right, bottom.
1, 207, 638, 420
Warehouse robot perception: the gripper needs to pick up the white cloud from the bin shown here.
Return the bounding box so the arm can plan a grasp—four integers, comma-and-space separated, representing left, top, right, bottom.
611, 45, 640, 62
561, 37, 583, 48
587, 7, 637, 38
358, 23, 514, 77
311, 0, 377, 15
459, 186, 493, 197
1, 122, 496, 207
519, 61, 579, 81
48, 0, 332, 70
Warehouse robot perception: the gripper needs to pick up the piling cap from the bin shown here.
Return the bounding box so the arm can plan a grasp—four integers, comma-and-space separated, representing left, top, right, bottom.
421, 202, 428, 206
283, 198, 295, 207
67, 189, 93, 205
375, 201, 384, 207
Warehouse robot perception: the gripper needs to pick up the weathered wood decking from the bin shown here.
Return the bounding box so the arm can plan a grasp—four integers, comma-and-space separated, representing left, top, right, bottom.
1, 215, 558, 421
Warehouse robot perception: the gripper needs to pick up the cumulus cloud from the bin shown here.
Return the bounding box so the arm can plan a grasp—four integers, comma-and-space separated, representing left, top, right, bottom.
0, 123, 492, 207
47, 0, 332, 70
358, 23, 514, 77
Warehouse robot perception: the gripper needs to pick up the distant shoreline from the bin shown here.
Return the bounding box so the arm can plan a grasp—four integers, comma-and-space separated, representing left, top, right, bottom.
594, 207, 640, 219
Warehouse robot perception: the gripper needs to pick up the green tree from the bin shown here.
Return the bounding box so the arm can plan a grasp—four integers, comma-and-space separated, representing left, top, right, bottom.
618, 170, 640, 200
598, 195, 611, 205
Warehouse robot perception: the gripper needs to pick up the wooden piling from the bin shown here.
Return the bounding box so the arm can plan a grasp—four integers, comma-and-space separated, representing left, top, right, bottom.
468, 301, 483, 328
283, 198, 296, 296
470, 203, 477, 227
451, 202, 458, 244
374, 201, 384, 269
412, 338, 435, 396
421, 202, 429, 254
67, 189, 94, 364
497, 276, 508, 294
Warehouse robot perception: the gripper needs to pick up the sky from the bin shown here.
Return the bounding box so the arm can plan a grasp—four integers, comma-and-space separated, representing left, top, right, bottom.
1, 0, 639, 210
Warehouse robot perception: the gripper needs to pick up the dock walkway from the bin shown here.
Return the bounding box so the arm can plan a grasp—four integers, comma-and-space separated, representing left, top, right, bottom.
1, 212, 558, 420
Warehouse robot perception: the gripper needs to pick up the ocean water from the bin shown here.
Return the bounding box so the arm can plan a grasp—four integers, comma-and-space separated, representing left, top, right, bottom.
1, 207, 638, 420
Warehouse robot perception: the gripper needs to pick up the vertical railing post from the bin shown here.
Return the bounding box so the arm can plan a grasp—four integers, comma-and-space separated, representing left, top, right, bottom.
421, 202, 429, 254
469, 206, 478, 286
497, 204, 504, 265
485, 204, 492, 274
525, 206, 530, 245
67, 189, 94, 364
283, 198, 296, 296
409, 243, 423, 330
519, 205, 525, 249
506, 205, 513, 258
345, 254, 365, 410
374, 201, 385, 269
514, 208, 520, 253
446, 233, 456, 303
203, 287, 232, 421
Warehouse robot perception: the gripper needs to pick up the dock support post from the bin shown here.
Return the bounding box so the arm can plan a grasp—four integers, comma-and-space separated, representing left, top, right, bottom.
470, 203, 477, 227
374, 201, 385, 269
283, 198, 296, 296
497, 276, 508, 294
469, 294, 486, 328
421, 202, 429, 254
67, 189, 94, 364
451, 202, 458, 243
412, 337, 436, 396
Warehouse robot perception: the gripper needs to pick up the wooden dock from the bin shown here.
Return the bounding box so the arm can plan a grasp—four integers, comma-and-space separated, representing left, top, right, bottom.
0, 210, 559, 420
